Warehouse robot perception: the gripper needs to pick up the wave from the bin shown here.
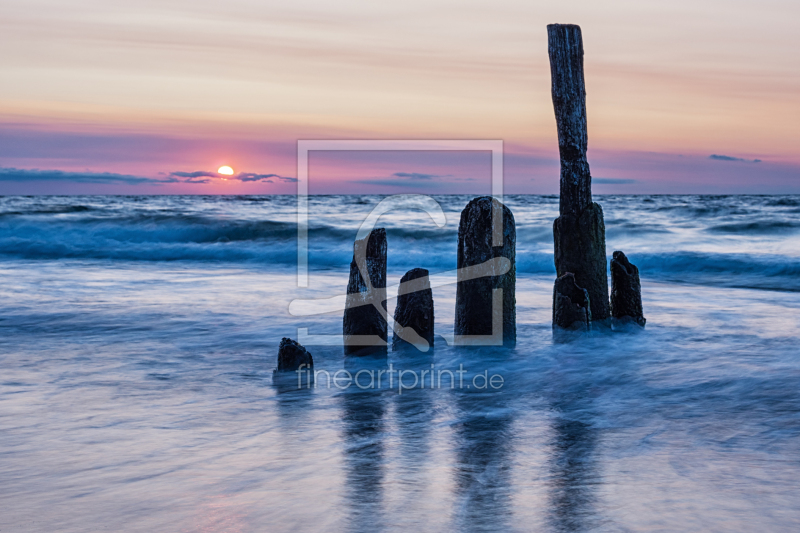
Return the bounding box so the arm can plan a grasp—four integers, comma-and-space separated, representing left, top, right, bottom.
0, 205, 93, 216
2, 224, 800, 292
0, 236, 299, 263
512, 250, 800, 281
652, 204, 752, 217
707, 221, 800, 234
606, 222, 672, 238
629, 252, 800, 292
0, 212, 301, 261
765, 197, 800, 207
2, 215, 299, 242
0, 196, 799, 293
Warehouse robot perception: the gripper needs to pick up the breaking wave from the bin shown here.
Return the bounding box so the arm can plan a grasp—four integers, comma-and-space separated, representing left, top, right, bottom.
1, 195, 799, 290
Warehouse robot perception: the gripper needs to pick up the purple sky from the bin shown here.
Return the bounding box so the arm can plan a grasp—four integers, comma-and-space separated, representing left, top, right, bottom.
1, 0, 798, 194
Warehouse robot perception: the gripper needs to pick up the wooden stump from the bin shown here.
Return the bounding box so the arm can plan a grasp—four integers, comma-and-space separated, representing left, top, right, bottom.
392, 268, 435, 352
343, 228, 388, 356
610, 251, 646, 327
275, 337, 313, 373
553, 202, 610, 321
454, 196, 516, 346
553, 273, 591, 330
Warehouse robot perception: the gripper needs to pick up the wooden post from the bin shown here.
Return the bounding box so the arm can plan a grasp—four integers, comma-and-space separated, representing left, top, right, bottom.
610, 251, 646, 327
454, 196, 516, 346
547, 24, 592, 217
392, 268, 435, 352
343, 228, 388, 356
548, 24, 610, 323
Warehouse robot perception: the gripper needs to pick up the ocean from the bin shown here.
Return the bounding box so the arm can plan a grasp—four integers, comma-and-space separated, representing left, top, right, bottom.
1, 194, 799, 532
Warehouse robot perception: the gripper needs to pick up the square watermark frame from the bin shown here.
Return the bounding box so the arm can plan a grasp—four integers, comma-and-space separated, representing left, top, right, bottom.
294, 139, 505, 346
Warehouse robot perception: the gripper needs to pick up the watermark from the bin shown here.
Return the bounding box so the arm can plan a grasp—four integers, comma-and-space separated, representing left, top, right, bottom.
294, 363, 505, 394
290, 140, 507, 348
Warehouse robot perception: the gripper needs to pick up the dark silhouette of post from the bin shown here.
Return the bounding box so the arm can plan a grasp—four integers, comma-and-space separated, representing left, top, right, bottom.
343, 228, 388, 356
552, 273, 590, 330
274, 337, 313, 373
392, 268, 435, 352
548, 24, 610, 324
610, 251, 646, 327
548, 24, 592, 217
455, 196, 516, 346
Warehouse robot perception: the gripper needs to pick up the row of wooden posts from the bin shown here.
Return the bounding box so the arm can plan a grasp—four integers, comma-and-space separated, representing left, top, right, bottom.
276, 23, 645, 370
339, 195, 645, 357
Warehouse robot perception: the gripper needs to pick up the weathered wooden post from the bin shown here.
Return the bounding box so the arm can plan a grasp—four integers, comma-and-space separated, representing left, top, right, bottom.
552, 273, 590, 330
610, 251, 646, 327
274, 337, 314, 373
454, 196, 516, 346
548, 24, 610, 326
343, 228, 388, 356
392, 268, 435, 352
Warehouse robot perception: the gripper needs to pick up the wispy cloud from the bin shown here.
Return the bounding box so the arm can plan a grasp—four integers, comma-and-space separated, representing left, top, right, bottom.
352, 171, 457, 187
353, 179, 441, 188
710, 154, 762, 163
0, 167, 298, 187
594, 178, 637, 185
391, 172, 451, 180
170, 171, 218, 179
0, 167, 176, 185
236, 173, 297, 183
170, 170, 297, 183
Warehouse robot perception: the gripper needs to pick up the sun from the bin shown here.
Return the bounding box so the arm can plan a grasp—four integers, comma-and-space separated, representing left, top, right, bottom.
217, 165, 234, 176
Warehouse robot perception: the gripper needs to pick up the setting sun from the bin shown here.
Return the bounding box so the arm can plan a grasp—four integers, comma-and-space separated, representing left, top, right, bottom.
217, 165, 234, 175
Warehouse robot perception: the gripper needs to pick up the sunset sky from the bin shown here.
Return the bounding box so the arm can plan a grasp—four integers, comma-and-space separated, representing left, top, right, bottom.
1, 0, 798, 194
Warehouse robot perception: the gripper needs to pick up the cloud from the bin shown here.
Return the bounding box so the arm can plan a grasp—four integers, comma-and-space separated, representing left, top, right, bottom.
710, 154, 762, 163
0, 167, 176, 185
169, 171, 218, 178
1, 167, 297, 187
235, 172, 297, 183
352, 171, 456, 187
352, 179, 442, 188
170, 170, 298, 183
391, 172, 451, 180
593, 178, 637, 184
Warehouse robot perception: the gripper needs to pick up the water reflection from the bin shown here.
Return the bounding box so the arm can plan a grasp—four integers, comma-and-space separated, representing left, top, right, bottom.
273, 372, 314, 423
451, 388, 514, 532
546, 417, 599, 532
340, 385, 388, 532
393, 349, 435, 511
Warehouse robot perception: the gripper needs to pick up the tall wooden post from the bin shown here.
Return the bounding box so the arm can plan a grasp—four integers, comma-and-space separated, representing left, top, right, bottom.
548, 24, 610, 323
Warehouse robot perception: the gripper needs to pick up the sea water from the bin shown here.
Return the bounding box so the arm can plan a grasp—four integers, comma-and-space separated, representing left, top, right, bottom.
1, 194, 799, 532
